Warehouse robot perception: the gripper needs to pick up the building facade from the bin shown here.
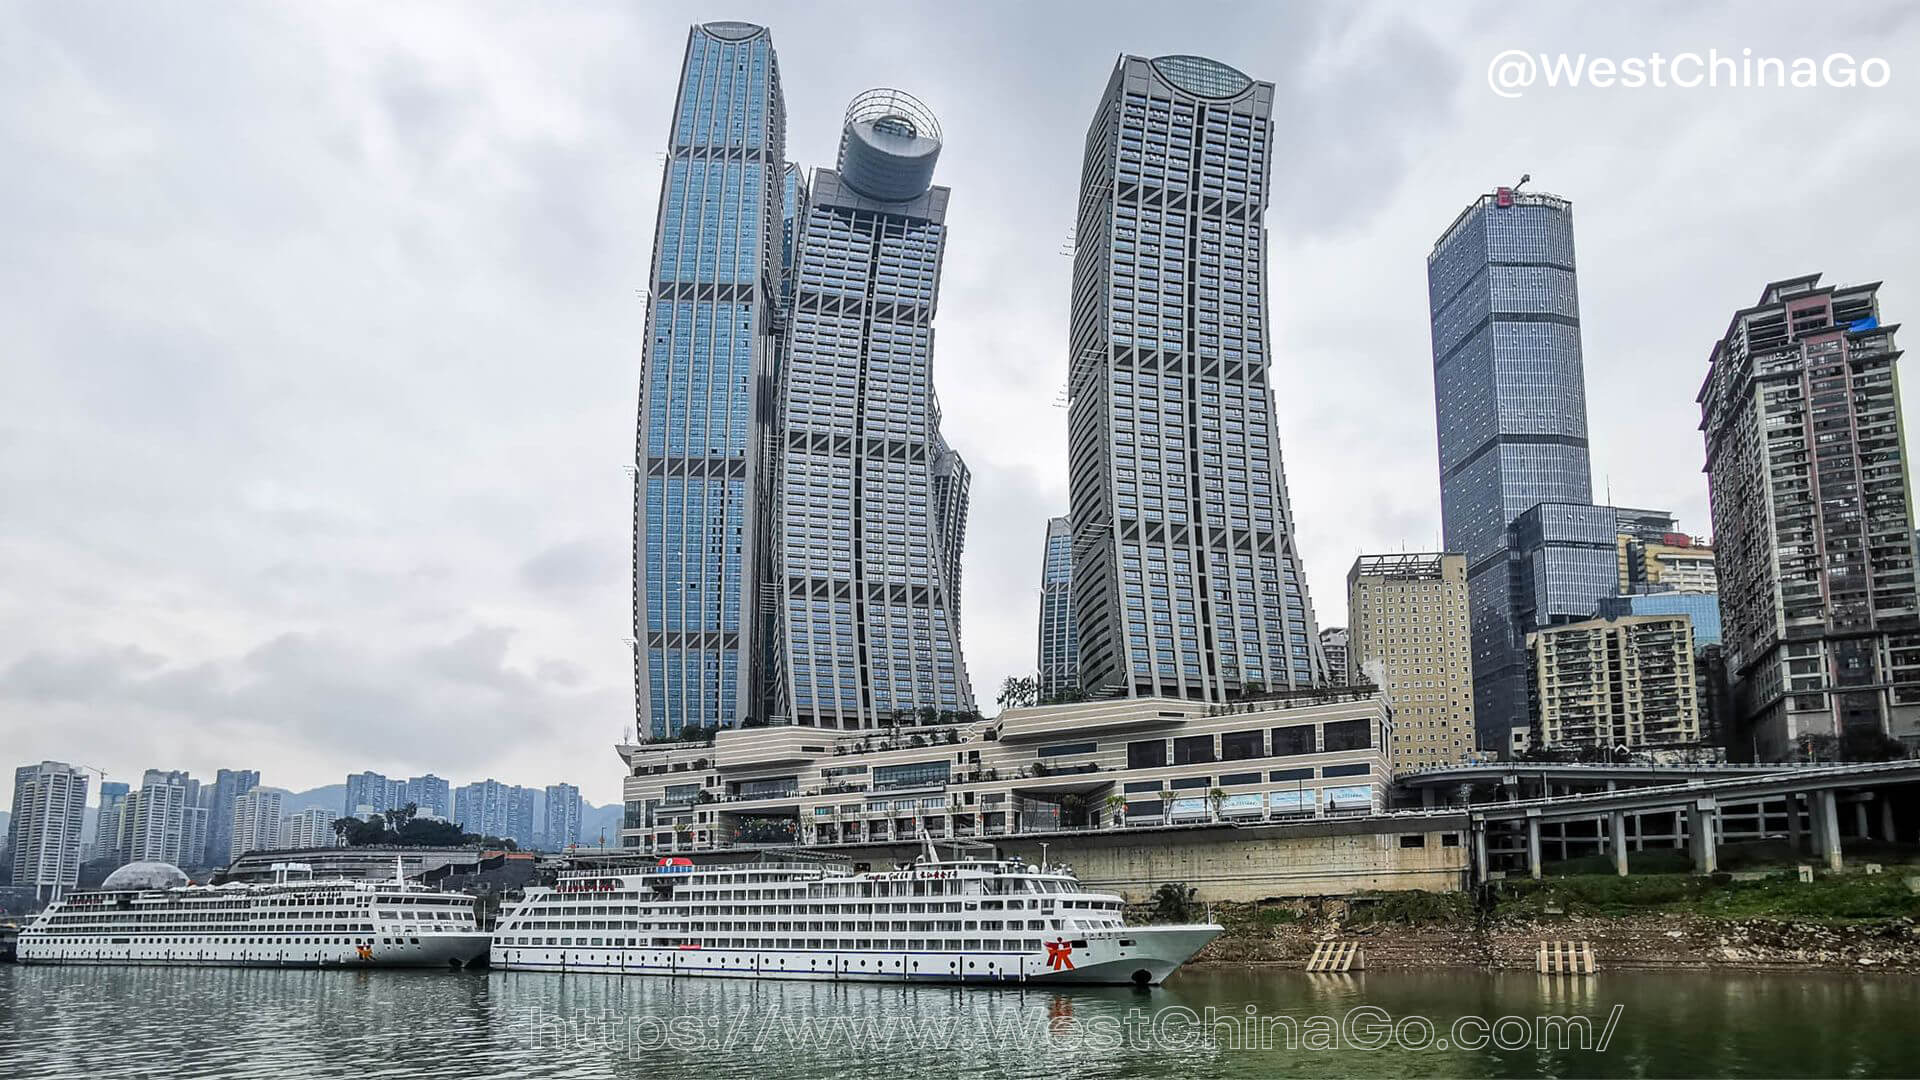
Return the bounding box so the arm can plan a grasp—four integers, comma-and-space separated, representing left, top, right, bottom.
617, 689, 1395, 852
229, 790, 284, 861
1598, 591, 1723, 647
201, 768, 259, 868
93, 781, 129, 866
1318, 627, 1349, 687
1527, 614, 1701, 751
1700, 275, 1920, 756
123, 770, 197, 867
1429, 186, 1594, 751
1068, 53, 1324, 702
7, 762, 89, 901
1509, 501, 1617, 637
634, 21, 789, 736
453, 780, 537, 847
543, 783, 584, 850
280, 808, 338, 850
1346, 554, 1477, 767
343, 771, 406, 818
772, 88, 974, 728
1037, 516, 1078, 700
405, 774, 451, 819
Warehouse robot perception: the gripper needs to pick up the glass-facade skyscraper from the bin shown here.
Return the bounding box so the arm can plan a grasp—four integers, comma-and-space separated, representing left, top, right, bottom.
1069, 54, 1324, 701
1429, 187, 1595, 749
634, 22, 788, 736
1036, 516, 1077, 700
774, 89, 973, 727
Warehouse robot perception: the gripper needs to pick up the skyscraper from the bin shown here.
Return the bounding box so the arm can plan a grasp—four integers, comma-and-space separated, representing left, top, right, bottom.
229, 790, 284, 861
7, 761, 89, 900
343, 770, 405, 817
634, 21, 789, 736
1429, 185, 1594, 749
773, 88, 974, 727
124, 769, 195, 866
1317, 627, 1350, 687
453, 779, 538, 846
543, 783, 584, 850
404, 774, 451, 818
94, 780, 129, 866
1036, 516, 1078, 700
1700, 275, 1920, 757
202, 768, 259, 868
1068, 54, 1324, 701
280, 808, 337, 850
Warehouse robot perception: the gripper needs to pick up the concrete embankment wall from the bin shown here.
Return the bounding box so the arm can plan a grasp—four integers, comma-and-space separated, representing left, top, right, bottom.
809, 817, 1473, 901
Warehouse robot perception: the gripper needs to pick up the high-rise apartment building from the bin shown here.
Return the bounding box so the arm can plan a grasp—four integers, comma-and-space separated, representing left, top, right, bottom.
773, 88, 974, 727
94, 781, 129, 866
454, 780, 537, 846
1527, 614, 1701, 751
404, 774, 451, 818
280, 808, 337, 850
123, 769, 195, 866
1614, 507, 1718, 594
543, 783, 584, 850
1346, 554, 1476, 767
201, 768, 259, 867
1700, 275, 1920, 756
343, 771, 406, 817
1036, 516, 1078, 700
7, 761, 89, 900
634, 21, 789, 736
1429, 186, 1595, 749
1068, 53, 1324, 701
1318, 627, 1349, 687
229, 790, 284, 861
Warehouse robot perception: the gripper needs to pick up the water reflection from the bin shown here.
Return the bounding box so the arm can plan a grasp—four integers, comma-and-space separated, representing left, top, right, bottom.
2, 965, 1917, 1079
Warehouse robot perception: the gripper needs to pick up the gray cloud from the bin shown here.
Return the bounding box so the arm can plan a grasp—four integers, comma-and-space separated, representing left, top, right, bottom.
4, 0, 1917, 808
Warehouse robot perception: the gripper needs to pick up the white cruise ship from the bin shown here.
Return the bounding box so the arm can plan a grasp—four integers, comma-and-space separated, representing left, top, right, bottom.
492, 846, 1220, 986
17, 860, 490, 969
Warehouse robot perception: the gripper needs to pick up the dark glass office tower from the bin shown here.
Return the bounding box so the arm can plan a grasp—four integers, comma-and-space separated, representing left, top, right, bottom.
1068, 54, 1324, 702
1428, 187, 1594, 750
634, 22, 788, 736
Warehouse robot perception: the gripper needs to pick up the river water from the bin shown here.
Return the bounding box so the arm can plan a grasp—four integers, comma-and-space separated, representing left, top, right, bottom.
3, 963, 1917, 1078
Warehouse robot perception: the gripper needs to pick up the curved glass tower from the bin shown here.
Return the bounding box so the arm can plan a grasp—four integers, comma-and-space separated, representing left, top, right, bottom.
633, 22, 787, 736
774, 89, 974, 728
1068, 54, 1325, 701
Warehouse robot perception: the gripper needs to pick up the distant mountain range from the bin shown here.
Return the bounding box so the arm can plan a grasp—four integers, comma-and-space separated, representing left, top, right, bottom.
261, 784, 624, 848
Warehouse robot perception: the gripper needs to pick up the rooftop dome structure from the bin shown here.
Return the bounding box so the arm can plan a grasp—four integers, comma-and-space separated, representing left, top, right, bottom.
836, 88, 943, 202
1149, 55, 1253, 98
101, 861, 189, 891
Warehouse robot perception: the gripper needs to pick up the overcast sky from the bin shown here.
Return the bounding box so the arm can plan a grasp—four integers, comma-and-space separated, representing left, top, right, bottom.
3, 2, 1917, 808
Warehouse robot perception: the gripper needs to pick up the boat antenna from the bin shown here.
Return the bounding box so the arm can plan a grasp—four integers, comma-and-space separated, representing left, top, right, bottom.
395, 854, 405, 887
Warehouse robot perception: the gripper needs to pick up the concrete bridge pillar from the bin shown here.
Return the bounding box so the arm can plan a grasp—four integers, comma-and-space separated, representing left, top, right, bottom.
1881, 795, 1897, 844
1473, 822, 1489, 883
1786, 795, 1804, 852
1610, 811, 1628, 877
1853, 800, 1870, 840
1815, 789, 1843, 871
1526, 814, 1543, 880
1688, 800, 1718, 875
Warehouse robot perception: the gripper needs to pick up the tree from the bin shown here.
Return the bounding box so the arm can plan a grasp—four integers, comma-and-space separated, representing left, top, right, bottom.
1207, 787, 1227, 820
1060, 793, 1087, 828
1159, 788, 1177, 824
917, 705, 939, 726
1104, 793, 1127, 827
1151, 882, 1198, 924
387, 802, 418, 833
996, 675, 1039, 711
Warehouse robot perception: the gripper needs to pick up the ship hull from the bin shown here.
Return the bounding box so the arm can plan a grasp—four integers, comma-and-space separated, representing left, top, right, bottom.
18, 933, 491, 970
492, 924, 1217, 986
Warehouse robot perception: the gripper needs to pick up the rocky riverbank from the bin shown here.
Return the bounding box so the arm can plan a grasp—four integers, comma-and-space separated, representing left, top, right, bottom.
1173, 872, 1920, 973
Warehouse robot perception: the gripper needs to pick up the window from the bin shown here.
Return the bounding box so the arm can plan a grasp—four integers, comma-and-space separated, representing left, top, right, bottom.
1323, 719, 1372, 752
1398, 835, 1426, 848
1221, 730, 1263, 760
1321, 763, 1370, 778
1127, 740, 1167, 769
1037, 741, 1098, 758
1173, 735, 1215, 765
1271, 725, 1315, 756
